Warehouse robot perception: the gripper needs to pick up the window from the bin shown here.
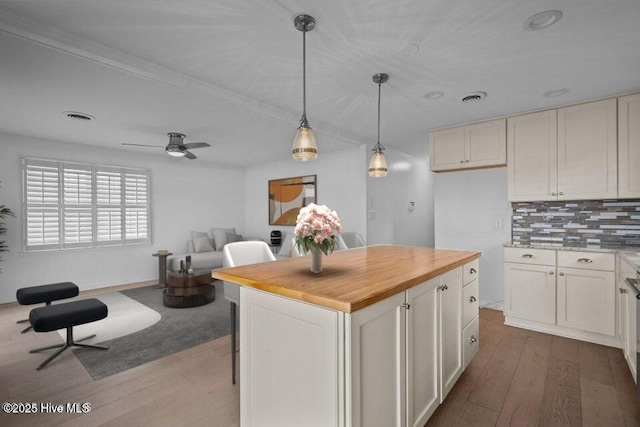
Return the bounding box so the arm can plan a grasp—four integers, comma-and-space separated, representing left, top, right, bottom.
22, 157, 151, 251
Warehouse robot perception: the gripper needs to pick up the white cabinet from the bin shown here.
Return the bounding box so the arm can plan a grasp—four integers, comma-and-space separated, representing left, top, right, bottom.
461, 260, 479, 369
406, 278, 439, 427
507, 98, 617, 201
507, 110, 557, 202
430, 119, 506, 172
504, 248, 618, 346
557, 99, 617, 200
350, 292, 406, 427
504, 261, 556, 325
618, 93, 640, 198
618, 257, 638, 383
557, 267, 616, 336
438, 267, 463, 400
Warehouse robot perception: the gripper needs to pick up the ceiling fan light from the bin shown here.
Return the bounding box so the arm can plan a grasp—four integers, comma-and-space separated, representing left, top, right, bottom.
369, 150, 388, 177
292, 125, 318, 161
166, 146, 185, 157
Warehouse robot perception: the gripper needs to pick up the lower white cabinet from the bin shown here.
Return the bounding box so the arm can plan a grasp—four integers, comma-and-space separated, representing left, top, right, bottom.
240, 262, 477, 427
504, 262, 556, 325
557, 267, 615, 336
618, 258, 638, 383
504, 248, 618, 347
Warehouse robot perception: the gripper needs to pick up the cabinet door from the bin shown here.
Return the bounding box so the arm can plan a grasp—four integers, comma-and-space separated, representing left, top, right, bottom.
507, 110, 558, 202
504, 262, 556, 324
406, 278, 439, 427
240, 287, 341, 427
430, 127, 466, 171
464, 119, 506, 168
557, 268, 616, 336
623, 280, 637, 382
439, 267, 462, 401
349, 292, 406, 427
557, 99, 617, 200
618, 93, 640, 198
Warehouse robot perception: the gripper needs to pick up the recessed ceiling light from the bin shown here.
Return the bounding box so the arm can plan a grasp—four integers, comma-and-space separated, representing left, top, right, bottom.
460, 91, 487, 104
424, 91, 444, 100
62, 111, 94, 121
399, 43, 419, 54
524, 10, 563, 31
543, 88, 570, 98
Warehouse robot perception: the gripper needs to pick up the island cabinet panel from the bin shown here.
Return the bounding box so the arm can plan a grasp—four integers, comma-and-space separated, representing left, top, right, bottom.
239, 287, 343, 427
438, 267, 463, 400
406, 277, 439, 427
349, 292, 406, 427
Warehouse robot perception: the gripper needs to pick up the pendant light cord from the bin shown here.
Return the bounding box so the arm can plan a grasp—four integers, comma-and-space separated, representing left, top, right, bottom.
377, 81, 381, 145
301, 27, 307, 125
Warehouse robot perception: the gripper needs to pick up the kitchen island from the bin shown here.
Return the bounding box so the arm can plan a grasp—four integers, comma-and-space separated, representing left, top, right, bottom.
213, 245, 481, 427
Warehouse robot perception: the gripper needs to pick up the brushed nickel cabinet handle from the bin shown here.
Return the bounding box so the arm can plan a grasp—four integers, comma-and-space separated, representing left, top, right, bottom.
549, 271, 554, 275
470, 336, 477, 343
465, 159, 469, 163
460, 160, 464, 164
469, 296, 477, 303
577, 258, 593, 263
522, 254, 534, 258
470, 268, 477, 274
559, 272, 564, 276
551, 192, 556, 196
559, 192, 564, 195
620, 288, 627, 294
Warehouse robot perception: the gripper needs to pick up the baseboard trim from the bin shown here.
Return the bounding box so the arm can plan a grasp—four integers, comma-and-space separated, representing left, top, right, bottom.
505, 316, 622, 348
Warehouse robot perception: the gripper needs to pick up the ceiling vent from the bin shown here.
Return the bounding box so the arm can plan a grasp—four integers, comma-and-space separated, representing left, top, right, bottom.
63, 111, 94, 121
460, 91, 487, 104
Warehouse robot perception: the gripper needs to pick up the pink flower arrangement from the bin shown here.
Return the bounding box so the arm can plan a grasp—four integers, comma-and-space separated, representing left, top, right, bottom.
294, 203, 343, 255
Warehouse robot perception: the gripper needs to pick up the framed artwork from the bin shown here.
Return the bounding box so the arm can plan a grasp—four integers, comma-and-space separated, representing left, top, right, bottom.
269, 175, 317, 225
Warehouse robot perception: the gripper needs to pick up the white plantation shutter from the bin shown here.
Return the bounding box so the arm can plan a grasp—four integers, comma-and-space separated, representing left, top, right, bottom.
24, 159, 60, 250
62, 163, 93, 248
22, 157, 151, 251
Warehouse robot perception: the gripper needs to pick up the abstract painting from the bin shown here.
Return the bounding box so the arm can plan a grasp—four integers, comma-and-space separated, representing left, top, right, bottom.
268, 175, 317, 225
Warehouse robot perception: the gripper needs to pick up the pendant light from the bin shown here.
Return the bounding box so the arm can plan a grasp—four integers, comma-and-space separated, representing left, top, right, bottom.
292, 14, 318, 161
369, 73, 389, 177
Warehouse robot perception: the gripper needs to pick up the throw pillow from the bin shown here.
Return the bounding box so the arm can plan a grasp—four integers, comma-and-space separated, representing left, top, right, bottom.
211, 227, 236, 251
226, 232, 243, 244
193, 235, 214, 253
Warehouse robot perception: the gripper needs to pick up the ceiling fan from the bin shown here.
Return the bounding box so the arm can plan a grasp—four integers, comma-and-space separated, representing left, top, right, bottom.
122, 132, 211, 160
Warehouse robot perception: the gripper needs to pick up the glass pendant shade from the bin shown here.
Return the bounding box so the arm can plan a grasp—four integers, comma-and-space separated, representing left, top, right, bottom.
292, 125, 318, 161
369, 149, 388, 177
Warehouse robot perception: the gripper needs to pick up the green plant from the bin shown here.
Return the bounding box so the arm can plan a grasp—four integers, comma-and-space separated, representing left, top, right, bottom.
0, 182, 15, 271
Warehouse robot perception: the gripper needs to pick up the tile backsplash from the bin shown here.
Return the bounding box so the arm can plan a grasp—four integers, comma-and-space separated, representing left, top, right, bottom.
512, 200, 640, 247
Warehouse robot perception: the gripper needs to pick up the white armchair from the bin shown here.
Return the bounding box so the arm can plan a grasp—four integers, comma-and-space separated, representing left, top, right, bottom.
222, 241, 276, 384
341, 232, 366, 248
276, 233, 304, 259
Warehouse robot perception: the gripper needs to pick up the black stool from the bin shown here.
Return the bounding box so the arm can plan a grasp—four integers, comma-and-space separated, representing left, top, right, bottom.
16, 282, 79, 333
29, 298, 108, 370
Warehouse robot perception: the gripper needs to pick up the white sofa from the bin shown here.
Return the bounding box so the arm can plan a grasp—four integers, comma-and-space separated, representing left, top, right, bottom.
167, 228, 259, 272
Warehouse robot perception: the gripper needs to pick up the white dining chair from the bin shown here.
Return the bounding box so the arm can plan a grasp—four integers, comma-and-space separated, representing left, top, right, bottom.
341, 232, 366, 248
222, 241, 276, 384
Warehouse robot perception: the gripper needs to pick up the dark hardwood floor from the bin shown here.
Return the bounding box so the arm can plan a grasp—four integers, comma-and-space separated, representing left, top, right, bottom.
427, 309, 640, 427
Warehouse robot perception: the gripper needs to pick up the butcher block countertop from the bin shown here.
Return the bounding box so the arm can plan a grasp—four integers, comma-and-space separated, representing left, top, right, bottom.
212, 245, 481, 313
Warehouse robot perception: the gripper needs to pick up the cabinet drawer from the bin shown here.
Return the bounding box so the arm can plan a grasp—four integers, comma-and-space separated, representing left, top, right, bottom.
463, 279, 479, 327
557, 251, 615, 271
504, 247, 555, 266
463, 259, 479, 285
463, 315, 479, 369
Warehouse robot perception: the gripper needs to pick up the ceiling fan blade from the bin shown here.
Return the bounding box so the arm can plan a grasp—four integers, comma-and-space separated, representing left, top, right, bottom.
182, 142, 210, 149
183, 150, 197, 160
121, 143, 164, 148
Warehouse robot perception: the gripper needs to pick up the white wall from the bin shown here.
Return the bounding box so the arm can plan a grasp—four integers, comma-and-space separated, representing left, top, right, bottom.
434, 168, 511, 307
244, 147, 368, 243
366, 150, 434, 248
0, 132, 245, 303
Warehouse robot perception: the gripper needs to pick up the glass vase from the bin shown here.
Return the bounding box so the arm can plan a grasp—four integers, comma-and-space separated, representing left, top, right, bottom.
310, 249, 323, 273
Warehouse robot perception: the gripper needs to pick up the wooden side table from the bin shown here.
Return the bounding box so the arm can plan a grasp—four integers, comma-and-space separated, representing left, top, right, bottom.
152, 251, 173, 289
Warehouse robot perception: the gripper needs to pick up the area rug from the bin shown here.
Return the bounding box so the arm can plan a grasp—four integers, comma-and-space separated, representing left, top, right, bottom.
72, 282, 231, 380
57, 291, 161, 344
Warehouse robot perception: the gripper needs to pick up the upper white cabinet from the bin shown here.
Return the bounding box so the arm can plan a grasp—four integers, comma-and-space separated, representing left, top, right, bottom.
557, 99, 617, 200
507, 110, 558, 202
508, 99, 617, 201
618, 93, 640, 198
430, 119, 506, 172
